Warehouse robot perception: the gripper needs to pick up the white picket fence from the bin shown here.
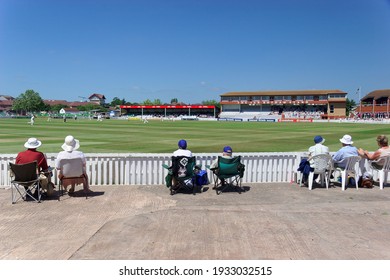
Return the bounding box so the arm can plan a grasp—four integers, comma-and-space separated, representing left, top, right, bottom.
0, 152, 303, 188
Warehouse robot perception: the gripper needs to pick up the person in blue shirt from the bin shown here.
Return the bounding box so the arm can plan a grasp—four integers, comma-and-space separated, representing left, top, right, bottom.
332, 134, 359, 169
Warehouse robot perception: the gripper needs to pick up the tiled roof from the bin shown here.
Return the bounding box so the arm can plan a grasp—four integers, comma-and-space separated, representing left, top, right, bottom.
88, 93, 106, 99
44, 100, 69, 105
0, 100, 13, 106
361, 89, 390, 101
220, 89, 346, 97
0, 95, 15, 101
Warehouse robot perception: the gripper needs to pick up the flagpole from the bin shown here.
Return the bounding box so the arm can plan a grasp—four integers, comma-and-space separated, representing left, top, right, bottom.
358, 86, 362, 118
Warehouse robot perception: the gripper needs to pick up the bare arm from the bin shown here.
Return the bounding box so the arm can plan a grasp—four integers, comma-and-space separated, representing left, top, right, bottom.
358, 148, 380, 160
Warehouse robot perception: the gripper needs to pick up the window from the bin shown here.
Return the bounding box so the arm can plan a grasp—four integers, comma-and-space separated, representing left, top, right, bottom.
329, 94, 345, 98
330, 105, 334, 113
221, 96, 238, 101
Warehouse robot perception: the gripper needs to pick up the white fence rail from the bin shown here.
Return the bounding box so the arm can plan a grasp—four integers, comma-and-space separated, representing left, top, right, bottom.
0, 152, 303, 188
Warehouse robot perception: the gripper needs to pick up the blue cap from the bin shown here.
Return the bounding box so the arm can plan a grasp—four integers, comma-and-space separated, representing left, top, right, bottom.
314, 135, 325, 144
223, 146, 232, 153
178, 139, 187, 149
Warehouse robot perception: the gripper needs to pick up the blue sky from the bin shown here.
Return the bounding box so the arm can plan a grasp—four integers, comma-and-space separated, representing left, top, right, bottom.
1, 0, 389, 104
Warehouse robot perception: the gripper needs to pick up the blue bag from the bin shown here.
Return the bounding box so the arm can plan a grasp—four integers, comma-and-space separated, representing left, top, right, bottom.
196, 170, 209, 186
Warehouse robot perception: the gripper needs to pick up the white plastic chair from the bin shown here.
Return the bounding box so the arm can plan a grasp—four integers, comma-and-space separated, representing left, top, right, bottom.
335, 156, 361, 191
369, 156, 390, 190
307, 154, 333, 190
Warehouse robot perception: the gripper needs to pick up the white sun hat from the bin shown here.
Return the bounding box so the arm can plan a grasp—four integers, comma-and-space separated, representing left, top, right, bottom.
24, 138, 42, 149
61, 135, 80, 152
340, 134, 353, 145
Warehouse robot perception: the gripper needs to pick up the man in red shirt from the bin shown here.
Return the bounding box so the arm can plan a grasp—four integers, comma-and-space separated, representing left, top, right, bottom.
16, 137, 54, 196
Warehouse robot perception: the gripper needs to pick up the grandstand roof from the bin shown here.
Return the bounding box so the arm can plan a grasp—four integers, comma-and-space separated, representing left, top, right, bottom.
44, 100, 90, 107
220, 89, 346, 97
120, 105, 215, 109
361, 89, 390, 101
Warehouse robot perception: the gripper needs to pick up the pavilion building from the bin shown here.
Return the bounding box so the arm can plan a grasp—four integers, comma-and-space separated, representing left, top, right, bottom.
219, 89, 347, 121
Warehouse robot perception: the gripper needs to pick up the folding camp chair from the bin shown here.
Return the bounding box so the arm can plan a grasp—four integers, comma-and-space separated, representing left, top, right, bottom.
207, 156, 245, 195
57, 157, 89, 200
163, 156, 200, 195
9, 161, 41, 204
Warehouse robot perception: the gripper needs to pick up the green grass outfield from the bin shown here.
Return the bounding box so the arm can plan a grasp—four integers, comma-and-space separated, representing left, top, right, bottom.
0, 117, 388, 154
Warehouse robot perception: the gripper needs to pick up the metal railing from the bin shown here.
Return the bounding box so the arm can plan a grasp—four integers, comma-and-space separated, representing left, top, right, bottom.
0, 152, 302, 187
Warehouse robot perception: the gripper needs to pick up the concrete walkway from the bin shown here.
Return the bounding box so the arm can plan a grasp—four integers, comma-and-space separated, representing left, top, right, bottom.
1, 182, 390, 260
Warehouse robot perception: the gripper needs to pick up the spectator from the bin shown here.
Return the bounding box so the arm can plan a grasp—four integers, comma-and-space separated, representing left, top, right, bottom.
15, 137, 54, 196
308, 135, 329, 167
166, 139, 193, 189
173, 139, 192, 157
358, 135, 390, 169
297, 135, 329, 184
209, 146, 234, 188
210, 146, 233, 169
55, 135, 91, 194
332, 134, 359, 169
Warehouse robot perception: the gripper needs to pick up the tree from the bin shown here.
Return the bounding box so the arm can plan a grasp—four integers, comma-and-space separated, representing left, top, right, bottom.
141, 99, 162, 105
170, 98, 178, 104
201, 99, 220, 108
77, 104, 105, 112
111, 97, 126, 107
12, 89, 46, 114
346, 98, 357, 117
142, 99, 153, 105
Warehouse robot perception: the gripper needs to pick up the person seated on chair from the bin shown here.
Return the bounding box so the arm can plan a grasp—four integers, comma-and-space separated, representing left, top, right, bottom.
210, 145, 233, 169
210, 146, 233, 188
358, 135, 390, 169
332, 134, 358, 169
15, 137, 55, 196
308, 135, 329, 166
173, 139, 192, 157
55, 135, 91, 194
169, 139, 193, 188
297, 136, 329, 185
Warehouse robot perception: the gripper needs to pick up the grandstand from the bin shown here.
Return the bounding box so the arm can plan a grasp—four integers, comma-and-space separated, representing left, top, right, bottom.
219, 89, 347, 121
355, 89, 390, 119
119, 105, 217, 119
